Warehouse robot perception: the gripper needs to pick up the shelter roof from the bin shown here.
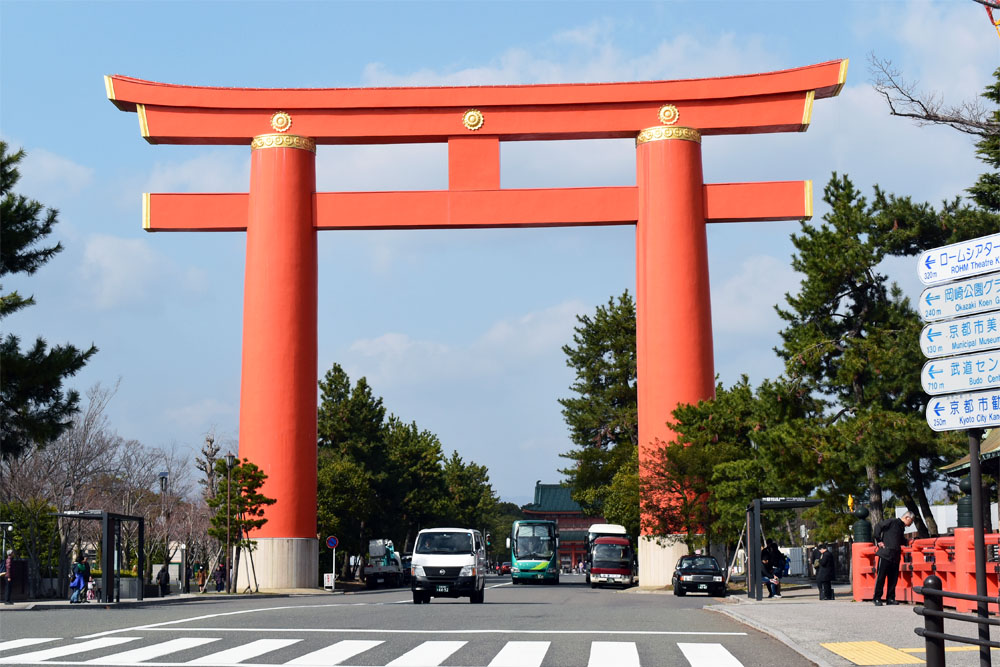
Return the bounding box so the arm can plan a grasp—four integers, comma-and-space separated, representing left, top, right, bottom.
940, 429, 1000, 475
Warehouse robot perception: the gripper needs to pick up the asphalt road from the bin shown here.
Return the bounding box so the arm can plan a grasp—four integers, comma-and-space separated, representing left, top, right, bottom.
0, 574, 812, 666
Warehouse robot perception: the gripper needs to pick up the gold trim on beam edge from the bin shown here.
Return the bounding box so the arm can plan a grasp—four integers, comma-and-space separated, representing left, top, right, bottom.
142, 193, 151, 231
800, 90, 815, 131
104, 75, 115, 101
137, 104, 155, 144
804, 180, 813, 220
832, 59, 849, 97
636, 126, 701, 146
251, 134, 317, 153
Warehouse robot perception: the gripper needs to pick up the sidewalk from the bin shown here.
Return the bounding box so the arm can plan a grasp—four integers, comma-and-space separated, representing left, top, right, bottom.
0, 586, 361, 611
708, 580, 998, 667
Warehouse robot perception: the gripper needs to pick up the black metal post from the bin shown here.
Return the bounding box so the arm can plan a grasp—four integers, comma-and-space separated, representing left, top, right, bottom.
968, 428, 992, 667
922, 575, 946, 667
101, 513, 111, 604
137, 517, 144, 602
752, 499, 762, 601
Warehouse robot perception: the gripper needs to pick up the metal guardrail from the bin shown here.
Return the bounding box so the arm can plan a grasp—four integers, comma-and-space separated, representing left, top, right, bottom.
914, 575, 999, 667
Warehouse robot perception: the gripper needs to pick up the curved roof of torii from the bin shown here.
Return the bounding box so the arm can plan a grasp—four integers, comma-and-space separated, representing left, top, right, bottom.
106, 59, 848, 145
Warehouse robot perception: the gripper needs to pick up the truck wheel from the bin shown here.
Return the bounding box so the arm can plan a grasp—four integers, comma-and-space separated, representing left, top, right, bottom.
412, 591, 422, 604
471, 587, 484, 604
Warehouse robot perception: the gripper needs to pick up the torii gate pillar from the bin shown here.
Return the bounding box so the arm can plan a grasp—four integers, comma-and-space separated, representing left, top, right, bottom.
239, 134, 318, 587
635, 127, 714, 581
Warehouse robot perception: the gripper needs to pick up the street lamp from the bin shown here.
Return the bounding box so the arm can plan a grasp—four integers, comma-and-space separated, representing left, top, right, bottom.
224, 452, 236, 593
158, 471, 169, 566
0, 522, 12, 557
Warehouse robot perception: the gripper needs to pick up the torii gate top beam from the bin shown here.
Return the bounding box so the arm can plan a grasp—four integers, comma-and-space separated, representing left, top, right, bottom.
105, 60, 847, 145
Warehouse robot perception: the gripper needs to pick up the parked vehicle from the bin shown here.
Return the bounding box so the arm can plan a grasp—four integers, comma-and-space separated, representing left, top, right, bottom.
671, 554, 726, 597
589, 536, 636, 588
507, 520, 559, 584
364, 539, 404, 589
500, 562, 511, 575
584, 523, 628, 584
410, 527, 487, 604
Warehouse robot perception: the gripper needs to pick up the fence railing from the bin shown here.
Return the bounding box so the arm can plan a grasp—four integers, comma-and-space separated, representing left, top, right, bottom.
914, 574, 999, 667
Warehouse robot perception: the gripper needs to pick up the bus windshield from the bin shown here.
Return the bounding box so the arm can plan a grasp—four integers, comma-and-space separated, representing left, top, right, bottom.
414, 532, 474, 555
514, 523, 555, 560
593, 543, 631, 567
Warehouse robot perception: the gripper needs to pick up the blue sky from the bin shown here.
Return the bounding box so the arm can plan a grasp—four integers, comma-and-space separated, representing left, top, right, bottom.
1, 1, 997, 506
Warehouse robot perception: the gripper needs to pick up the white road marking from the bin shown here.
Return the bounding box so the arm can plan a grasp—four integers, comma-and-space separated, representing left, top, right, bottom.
187, 638, 301, 664
678, 642, 743, 666
86, 638, 220, 664
0, 638, 139, 663
487, 640, 550, 667
0, 639, 58, 652
386, 641, 466, 666
285, 640, 383, 665
588, 641, 639, 667
139, 627, 746, 636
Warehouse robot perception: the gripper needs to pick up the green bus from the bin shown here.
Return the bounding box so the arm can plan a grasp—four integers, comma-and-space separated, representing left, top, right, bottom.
507, 519, 559, 584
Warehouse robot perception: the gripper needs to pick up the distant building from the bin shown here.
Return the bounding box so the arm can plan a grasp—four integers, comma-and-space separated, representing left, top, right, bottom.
521, 481, 604, 570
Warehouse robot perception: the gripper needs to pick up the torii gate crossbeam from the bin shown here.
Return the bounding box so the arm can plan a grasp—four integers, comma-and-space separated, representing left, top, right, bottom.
107, 59, 846, 588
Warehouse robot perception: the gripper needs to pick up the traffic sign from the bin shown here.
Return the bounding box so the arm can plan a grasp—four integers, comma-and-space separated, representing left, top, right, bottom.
921, 313, 1000, 358
921, 351, 1000, 395
326, 535, 339, 549
918, 232, 1000, 285
926, 388, 1000, 431
919, 273, 1000, 322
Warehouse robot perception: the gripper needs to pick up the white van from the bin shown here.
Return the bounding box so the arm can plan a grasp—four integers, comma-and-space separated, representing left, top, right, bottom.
410, 527, 487, 604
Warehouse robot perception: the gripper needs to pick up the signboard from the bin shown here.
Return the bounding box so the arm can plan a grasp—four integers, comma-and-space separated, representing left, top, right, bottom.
918, 232, 1000, 285
921, 313, 1000, 358
323, 573, 335, 587
925, 388, 1000, 432
919, 273, 1000, 322
326, 535, 339, 549
921, 350, 1000, 395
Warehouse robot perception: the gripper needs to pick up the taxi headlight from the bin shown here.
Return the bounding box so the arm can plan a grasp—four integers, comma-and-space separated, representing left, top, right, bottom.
713, 576, 723, 582
680, 575, 694, 582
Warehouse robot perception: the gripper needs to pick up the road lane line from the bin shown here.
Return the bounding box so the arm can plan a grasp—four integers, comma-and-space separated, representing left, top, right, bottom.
86, 638, 221, 664
386, 641, 466, 666
187, 639, 301, 665
677, 642, 743, 666
588, 641, 639, 667
487, 641, 550, 667
0, 638, 139, 663
285, 640, 383, 665
139, 627, 746, 636
0, 639, 58, 652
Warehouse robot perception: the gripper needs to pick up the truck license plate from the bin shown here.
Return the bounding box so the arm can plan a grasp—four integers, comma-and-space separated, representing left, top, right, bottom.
436, 585, 449, 592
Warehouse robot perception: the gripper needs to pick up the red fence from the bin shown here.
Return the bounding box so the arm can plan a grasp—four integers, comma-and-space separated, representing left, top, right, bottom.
852, 527, 1000, 612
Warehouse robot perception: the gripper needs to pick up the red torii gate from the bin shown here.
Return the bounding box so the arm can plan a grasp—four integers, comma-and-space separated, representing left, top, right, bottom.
107, 59, 846, 588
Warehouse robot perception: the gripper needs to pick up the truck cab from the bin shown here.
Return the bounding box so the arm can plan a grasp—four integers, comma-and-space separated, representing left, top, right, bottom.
589, 536, 636, 588
410, 527, 487, 604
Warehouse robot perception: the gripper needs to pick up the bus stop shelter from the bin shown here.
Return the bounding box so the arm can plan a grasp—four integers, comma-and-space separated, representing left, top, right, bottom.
56, 510, 145, 603
747, 497, 821, 601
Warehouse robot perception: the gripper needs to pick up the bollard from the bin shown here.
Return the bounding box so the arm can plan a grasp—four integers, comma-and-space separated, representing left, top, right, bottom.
922, 575, 945, 667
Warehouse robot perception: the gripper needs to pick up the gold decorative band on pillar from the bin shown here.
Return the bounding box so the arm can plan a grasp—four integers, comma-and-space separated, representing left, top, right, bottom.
251, 133, 317, 153
635, 126, 701, 146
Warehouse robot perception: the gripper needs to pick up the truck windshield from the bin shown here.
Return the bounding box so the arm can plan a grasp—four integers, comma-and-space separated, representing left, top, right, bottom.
593, 543, 630, 567
414, 532, 474, 554
514, 524, 555, 560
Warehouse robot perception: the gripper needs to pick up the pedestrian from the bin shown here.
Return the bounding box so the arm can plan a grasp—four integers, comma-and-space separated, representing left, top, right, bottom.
872, 510, 915, 606
156, 564, 170, 597
81, 556, 92, 603
214, 562, 226, 592
1, 549, 16, 604
197, 564, 207, 593
816, 543, 835, 600
69, 555, 85, 603
761, 540, 781, 598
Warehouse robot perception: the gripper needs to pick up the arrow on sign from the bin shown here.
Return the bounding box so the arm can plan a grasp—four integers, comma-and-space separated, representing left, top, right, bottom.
925, 293, 941, 306
924, 256, 936, 269
933, 402, 944, 417
927, 365, 941, 379
926, 328, 941, 342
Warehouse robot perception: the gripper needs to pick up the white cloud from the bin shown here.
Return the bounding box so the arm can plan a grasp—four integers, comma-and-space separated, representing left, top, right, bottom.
710, 255, 799, 335
79, 235, 207, 310
142, 149, 250, 194
16, 147, 93, 203
163, 397, 237, 428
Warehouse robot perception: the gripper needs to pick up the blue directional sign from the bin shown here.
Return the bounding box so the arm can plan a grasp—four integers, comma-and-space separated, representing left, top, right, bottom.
921, 313, 1000, 358
921, 351, 1000, 395
919, 273, 1000, 322
926, 388, 1000, 432
918, 232, 1000, 286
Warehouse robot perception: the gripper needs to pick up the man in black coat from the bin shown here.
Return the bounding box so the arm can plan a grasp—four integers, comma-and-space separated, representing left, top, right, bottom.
872, 511, 914, 606
816, 544, 835, 600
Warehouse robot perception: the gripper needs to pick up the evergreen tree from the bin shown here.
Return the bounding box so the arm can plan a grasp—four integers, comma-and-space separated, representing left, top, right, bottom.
1, 142, 96, 459
558, 292, 637, 516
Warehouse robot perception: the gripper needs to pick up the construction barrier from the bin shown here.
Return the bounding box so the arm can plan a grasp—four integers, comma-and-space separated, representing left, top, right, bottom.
852, 528, 1000, 612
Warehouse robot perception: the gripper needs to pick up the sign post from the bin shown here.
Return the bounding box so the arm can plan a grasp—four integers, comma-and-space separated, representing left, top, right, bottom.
918, 233, 1000, 667
325, 536, 339, 592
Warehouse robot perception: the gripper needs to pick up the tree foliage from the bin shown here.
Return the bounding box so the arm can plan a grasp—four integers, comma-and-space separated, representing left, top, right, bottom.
1, 142, 96, 460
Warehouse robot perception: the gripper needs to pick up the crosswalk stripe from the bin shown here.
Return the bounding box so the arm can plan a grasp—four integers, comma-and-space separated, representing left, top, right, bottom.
386, 640, 467, 666
86, 637, 222, 664
588, 641, 640, 667
187, 638, 301, 665
0, 639, 58, 653
285, 640, 384, 665
0, 637, 139, 663
677, 642, 743, 666
487, 640, 550, 667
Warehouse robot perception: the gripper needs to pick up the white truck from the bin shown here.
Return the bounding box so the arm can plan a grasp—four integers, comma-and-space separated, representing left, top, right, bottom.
364, 539, 404, 589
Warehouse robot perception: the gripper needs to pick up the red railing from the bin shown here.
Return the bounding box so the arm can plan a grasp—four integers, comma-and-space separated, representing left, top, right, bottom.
852, 527, 1000, 612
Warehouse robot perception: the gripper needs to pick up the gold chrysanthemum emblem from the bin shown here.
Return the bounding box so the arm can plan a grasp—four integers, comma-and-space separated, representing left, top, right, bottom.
462, 109, 485, 131
270, 111, 293, 133
658, 104, 680, 126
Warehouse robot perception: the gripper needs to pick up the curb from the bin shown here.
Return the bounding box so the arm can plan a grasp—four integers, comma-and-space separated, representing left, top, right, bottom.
705, 604, 834, 667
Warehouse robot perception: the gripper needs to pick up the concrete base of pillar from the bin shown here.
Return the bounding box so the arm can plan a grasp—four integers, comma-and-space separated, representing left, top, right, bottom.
236, 537, 318, 590
638, 536, 690, 587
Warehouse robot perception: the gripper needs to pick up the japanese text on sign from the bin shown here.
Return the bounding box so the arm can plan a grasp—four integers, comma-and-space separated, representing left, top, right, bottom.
918, 233, 1000, 286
